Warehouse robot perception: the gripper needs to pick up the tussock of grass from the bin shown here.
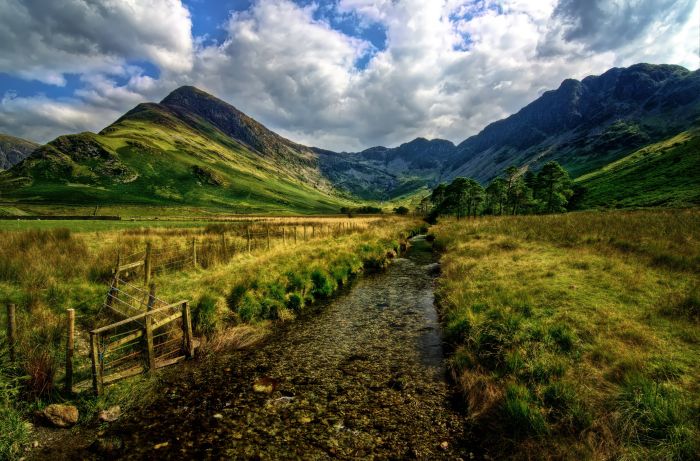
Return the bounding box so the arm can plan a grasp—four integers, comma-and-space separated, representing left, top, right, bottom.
434, 210, 700, 459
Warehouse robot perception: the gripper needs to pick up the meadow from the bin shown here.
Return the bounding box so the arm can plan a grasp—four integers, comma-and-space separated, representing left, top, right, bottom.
0, 215, 419, 459
433, 209, 699, 459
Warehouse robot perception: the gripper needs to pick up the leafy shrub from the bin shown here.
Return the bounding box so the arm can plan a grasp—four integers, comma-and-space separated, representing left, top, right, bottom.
237, 292, 262, 322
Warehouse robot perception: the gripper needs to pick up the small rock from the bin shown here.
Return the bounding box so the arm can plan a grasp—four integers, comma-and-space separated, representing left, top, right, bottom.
98, 405, 121, 423
154, 442, 169, 449
41, 404, 79, 428
440, 441, 449, 450
423, 262, 441, 274
213, 413, 223, 419
253, 376, 278, 394
91, 436, 123, 454
32, 441, 39, 448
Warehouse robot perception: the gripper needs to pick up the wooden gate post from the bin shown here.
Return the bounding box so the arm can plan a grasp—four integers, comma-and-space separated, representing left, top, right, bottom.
192, 237, 198, 268
144, 284, 156, 371
266, 226, 271, 250
282, 227, 286, 245
312, 225, 316, 238
294, 226, 297, 244
65, 309, 75, 393
181, 301, 194, 358
90, 331, 103, 395
247, 227, 252, 253
144, 242, 152, 286
6, 303, 16, 363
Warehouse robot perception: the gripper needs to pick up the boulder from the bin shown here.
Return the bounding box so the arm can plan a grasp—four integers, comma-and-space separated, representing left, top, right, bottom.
41, 404, 79, 428
97, 405, 121, 423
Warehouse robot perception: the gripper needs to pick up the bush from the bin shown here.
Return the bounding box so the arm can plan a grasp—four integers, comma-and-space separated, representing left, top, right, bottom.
237, 292, 262, 322
311, 268, 336, 298
194, 295, 219, 337
286, 292, 304, 313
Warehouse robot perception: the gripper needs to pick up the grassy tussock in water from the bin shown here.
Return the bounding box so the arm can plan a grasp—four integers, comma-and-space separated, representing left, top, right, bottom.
433, 210, 699, 460
0, 216, 416, 459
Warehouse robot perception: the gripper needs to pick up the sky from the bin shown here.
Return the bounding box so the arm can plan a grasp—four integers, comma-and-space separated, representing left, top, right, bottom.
0, 0, 698, 152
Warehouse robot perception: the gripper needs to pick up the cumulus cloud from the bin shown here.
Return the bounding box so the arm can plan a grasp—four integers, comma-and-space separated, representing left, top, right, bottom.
0, 0, 697, 150
0, 0, 193, 83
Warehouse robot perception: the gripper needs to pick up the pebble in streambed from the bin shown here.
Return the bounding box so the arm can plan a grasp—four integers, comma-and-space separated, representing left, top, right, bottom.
77, 236, 469, 460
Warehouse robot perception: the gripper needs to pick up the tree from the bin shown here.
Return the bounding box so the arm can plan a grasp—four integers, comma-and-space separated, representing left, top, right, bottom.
430, 183, 447, 208
485, 177, 507, 215
536, 161, 573, 213
394, 206, 409, 215
509, 176, 532, 215
417, 196, 431, 215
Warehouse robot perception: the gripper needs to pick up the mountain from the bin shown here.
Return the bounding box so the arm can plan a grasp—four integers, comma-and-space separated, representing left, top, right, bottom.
320, 64, 700, 201
1, 63, 697, 213
0, 134, 38, 170
316, 137, 454, 200
448, 63, 700, 182
0, 87, 349, 214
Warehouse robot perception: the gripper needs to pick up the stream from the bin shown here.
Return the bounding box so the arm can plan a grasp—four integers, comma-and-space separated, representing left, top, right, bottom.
51, 236, 469, 459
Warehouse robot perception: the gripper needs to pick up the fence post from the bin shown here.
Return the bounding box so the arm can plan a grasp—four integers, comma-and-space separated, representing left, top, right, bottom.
303, 225, 307, 241
144, 312, 155, 372
247, 227, 252, 253
6, 303, 16, 363
65, 309, 74, 393
266, 226, 271, 250
90, 332, 103, 395
192, 237, 197, 268
312, 225, 316, 238
294, 226, 297, 244
144, 284, 156, 371
282, 227, 286, 245
115, 251, 121, 278
144, 242, 152, 286
181, 301, 194, 359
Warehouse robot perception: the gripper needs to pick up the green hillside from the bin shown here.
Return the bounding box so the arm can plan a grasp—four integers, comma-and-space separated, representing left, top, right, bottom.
0, 93, 351, 215
576, 126, 700, 208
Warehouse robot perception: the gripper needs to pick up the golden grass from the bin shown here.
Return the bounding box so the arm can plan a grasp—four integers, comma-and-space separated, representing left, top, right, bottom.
0, 215, 419, 459
433, 210, 700, 460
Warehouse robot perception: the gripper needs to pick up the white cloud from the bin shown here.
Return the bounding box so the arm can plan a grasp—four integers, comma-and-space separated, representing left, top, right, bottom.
0, 0, 697, 150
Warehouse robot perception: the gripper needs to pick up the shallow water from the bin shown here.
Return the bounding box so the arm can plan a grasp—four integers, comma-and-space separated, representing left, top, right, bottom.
69, 236, 468, 459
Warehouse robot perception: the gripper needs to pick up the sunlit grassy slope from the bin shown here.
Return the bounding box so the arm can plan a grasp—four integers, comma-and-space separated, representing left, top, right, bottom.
433, 210, 699, 459
576, 126, 700, 208
0, 102, 350, 214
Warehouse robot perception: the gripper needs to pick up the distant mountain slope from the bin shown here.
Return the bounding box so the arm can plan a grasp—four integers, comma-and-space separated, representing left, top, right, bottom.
0, 134, 38, 170
449, 63, 700, 182
576, 125, 700, 208
322, 63, 700, 200
0, 88, 349, 214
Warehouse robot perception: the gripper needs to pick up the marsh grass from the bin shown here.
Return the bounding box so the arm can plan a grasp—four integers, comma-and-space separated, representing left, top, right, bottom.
434, 210, 700, 459
0, 215, 416, 459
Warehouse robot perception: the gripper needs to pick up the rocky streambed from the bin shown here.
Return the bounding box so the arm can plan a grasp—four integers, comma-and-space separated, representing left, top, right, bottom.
43, 236, 469, 459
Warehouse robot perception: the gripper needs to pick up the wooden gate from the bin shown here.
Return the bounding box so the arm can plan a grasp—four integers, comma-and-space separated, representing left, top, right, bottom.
89, 299, 194, 395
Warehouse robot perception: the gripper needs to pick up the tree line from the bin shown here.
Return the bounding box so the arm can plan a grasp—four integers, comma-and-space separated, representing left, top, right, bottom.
420, 161, 584, 221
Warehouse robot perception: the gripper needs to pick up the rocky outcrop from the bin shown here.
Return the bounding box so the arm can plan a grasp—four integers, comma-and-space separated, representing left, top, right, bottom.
0, 134, 38, 170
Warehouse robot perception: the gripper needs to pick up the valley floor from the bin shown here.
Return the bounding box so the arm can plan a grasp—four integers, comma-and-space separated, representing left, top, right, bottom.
433, 210, 699, 459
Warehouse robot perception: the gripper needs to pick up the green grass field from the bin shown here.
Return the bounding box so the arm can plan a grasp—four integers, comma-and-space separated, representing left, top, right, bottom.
433, 210, 699, 459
